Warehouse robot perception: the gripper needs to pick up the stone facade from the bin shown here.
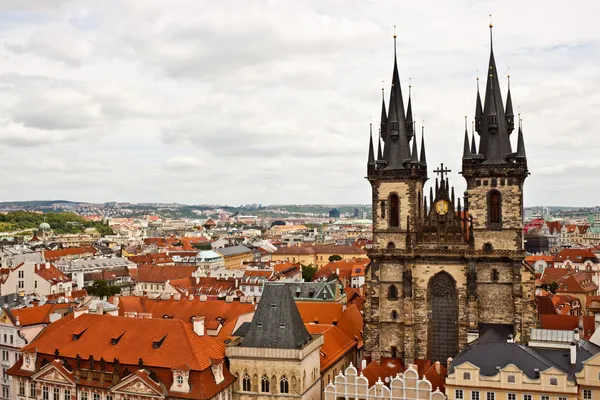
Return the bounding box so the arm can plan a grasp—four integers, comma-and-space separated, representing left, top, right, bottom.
226, 336, 323, 400
364, 29, 536, 366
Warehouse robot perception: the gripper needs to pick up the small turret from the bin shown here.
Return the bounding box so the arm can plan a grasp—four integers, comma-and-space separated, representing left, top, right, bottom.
420, 125, 427, 166
475, 77, 483, 132
462, 116, 471, 160
406, 82, 414, 141
368, 123, 375, 166
505, 74, 515, 134
515, 114, 527, 162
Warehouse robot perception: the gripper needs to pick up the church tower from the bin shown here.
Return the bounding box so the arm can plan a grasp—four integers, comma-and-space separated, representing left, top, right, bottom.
364, 25, 535, 367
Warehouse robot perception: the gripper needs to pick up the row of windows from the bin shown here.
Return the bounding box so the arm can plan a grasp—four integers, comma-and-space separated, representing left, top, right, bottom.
455, 389, 567, 400
18, 382, 113, 400
463, 372, 558, 385
242, 374, 290, 394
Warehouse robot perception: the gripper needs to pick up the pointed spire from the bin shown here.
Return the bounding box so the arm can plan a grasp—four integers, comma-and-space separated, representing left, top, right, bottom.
505, 72, 515, 134
406, 79, 414, 140
475, 74, 483, 132
477, 19, 513, 162
420, 124, 427, 166
429, 186, 434, 210
470, 120, 477, 154
368, 122, 375, 164
424, 195, 428, 216
385, 25, 411, 168
462, 116, 471, 160
378, 84, 386, 162
410, 125, 419, 163
516, 113, 527, 160
451, 186, 455, 209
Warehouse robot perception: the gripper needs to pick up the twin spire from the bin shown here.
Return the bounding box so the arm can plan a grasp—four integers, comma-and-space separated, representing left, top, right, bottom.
368, 28, 426, 173
468, 21, 526, 165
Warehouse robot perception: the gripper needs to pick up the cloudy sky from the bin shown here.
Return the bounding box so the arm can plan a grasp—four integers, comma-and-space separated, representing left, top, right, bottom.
0, 0, 597, 206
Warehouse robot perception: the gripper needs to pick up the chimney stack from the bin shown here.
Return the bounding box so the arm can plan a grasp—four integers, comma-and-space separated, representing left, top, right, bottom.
574, 328, 580, 343
435, 361, 441, 374
361, 359, 367, 370
192, 316, 205, 336
570, 341, 577, 365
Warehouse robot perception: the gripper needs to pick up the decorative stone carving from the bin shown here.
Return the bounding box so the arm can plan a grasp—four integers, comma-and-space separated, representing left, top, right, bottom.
467, 263, 477, 298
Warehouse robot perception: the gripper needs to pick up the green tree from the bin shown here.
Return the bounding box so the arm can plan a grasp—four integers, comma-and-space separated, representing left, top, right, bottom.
328, 254, 342, 262
549, 281, 558, 294
86, 280, 121, 298
301, 264, 318, 282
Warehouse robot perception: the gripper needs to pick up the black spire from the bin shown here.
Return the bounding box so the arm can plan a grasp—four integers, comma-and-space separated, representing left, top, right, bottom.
410, 125, 419, 163
516, 114, 527, 160
368, 122, 375, 164
406, 81, 414, 140
378, 86, 386, 162
385, 27, 411, 169
420, 125, 427, 166
505, 73, 514, 134
470, 120, 477, 155
243, 283, 312, 349
477, 21, 513, 163
475, 77, 483, 132
462, 116, 471, 160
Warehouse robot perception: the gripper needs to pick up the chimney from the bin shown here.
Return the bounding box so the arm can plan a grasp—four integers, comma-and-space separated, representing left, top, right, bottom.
45, 262, 50, 269
188, 294, 194, 301
97, 302, 104, 315
574, 328, 580, 343
15, 316, 20, 326
192, 316, 205, 336
506, 334, 514, 343
235, 278, 239, 288
336, 268, 340, 276
570, 341, 577, 365
74, 306, 89, 319
434, 361, 441, 374
361, 359, 367, 370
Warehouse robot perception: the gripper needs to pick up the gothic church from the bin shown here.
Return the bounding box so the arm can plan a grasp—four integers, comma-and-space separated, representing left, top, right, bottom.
365, 25, 536, 365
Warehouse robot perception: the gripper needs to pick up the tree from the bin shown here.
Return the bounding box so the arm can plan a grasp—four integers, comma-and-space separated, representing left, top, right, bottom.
328, 254, 342, 262
301, 264, 318, 282
87, 280, 121, 298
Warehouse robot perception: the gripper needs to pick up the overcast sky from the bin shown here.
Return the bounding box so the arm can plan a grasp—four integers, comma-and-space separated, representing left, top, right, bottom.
0, 1, 597, 206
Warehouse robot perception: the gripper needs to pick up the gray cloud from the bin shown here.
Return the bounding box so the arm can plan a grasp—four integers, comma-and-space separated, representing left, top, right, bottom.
0, 0, 597, 205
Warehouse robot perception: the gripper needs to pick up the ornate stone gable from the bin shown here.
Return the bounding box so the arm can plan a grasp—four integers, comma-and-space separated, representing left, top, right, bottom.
31, 361, 75, 386
111, 371, 165, 398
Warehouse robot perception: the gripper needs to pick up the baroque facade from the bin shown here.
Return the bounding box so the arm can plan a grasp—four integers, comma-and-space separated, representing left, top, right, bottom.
364, 25, 536, 365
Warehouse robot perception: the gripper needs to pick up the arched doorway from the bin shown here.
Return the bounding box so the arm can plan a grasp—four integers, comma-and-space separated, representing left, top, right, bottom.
427, 272, 458, 363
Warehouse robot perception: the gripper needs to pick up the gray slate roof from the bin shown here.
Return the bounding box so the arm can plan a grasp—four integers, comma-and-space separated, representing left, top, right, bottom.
242, 283, 312, 349
216, 245, 252, 257
450, 329, 600, 381
279, 281, 339, 301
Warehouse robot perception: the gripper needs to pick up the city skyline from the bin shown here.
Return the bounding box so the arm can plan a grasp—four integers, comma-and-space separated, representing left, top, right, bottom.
0, 1, 598, 206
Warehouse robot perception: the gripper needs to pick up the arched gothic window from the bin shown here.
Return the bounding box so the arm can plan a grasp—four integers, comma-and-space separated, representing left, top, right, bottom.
280, 376, 289, 394
242, 374, 251, 391
390, 194, 400, 227
491, 268, 499, 282
261, 375, 269, 393
488, 190, 501, 224
387, 242, 395, 249
388, 285, 398, 300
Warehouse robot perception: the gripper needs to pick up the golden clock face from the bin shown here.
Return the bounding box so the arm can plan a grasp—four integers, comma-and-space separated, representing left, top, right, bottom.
435, 200, 449, 215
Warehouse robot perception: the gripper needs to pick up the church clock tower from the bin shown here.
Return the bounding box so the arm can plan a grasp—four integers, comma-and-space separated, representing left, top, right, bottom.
364, 25, 535, 366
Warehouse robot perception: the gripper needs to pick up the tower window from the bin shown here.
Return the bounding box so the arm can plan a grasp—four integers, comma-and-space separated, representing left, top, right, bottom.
491, 268, 499, 282
388, 285, 398, 300
261, 375, 270, 393
242, 373, 251, 391
391, 310, 398, 320
389, 194, 400, 228
488, 190, 501, 225
380, 200, 386, 219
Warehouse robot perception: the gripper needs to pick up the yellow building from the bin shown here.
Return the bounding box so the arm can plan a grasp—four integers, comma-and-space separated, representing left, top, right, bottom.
271, 246, 316, 265
312, 245, 366, 269
216, 245, 254, 268
446, 331, 586, 400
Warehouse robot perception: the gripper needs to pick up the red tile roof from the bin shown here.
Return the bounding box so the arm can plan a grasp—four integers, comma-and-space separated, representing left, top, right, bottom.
305, 324, 356, 372
6, 304, 70, 326
43, 246, 97, 261
137, 265, 198, 283
555, 249, 599, 263
362, 358, 404, 385
540, 315, 596, 338
540, 268, 598, 293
